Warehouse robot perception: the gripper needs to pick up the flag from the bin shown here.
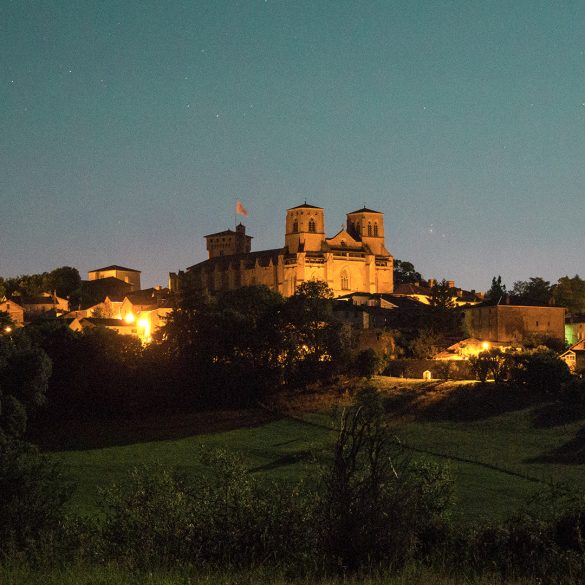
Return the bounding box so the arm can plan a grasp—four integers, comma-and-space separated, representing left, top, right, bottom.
235, 199, 248, 217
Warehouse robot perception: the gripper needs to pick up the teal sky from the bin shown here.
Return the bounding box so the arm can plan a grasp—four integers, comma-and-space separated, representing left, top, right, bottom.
2, 1, 584, 291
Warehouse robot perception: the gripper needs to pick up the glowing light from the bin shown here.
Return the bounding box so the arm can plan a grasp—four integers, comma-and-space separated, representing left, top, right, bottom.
124, 313, 135, 324
138, 318, 151, 342
4, 326, 12, 334
481, 341, 490, 350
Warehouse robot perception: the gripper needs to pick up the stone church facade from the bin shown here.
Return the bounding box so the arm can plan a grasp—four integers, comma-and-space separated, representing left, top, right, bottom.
173, 203, 394, 298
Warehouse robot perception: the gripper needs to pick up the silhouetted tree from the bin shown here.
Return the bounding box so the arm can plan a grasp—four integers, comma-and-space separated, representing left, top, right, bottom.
486, 275, 507, 301
394, 260, 422, 285
554, 275, 585, 314
511, 277, 553, 305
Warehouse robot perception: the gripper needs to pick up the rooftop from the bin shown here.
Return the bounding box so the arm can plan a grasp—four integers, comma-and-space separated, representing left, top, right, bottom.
89, 265, 141, 273
347, 207, 382, 214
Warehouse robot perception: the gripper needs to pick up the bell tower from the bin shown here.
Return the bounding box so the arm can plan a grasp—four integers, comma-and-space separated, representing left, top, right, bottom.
346, 207, 386, 256
285, 203, 325, 253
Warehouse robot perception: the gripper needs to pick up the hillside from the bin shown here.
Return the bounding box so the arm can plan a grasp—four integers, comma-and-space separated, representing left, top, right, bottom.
47, 377, 585, 523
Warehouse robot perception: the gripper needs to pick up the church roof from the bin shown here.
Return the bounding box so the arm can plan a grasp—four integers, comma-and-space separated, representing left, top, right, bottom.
288, 203, 322, 210
89, 265, 141, 273
187, 249, 282, 272
347, 207, 382, 214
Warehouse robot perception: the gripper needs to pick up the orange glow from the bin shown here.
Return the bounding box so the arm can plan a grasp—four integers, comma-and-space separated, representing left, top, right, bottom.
4, 326, 12, 334
481, 341, 490, 350
124, 312, 135, 324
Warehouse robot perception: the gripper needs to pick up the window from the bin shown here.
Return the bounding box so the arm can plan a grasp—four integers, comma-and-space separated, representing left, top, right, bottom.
373, 223, 379, 236
308, 219, 316, 233
367, 222, 372, 236
293, 220, 298, 232
341, 271, 349, 290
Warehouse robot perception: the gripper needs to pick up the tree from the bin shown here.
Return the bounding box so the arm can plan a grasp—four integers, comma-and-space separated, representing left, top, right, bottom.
1, 266, 80, 302
511, 277, 553, 305
394, 260, 422, 285
486, 276, 507, 301
0, 311, 14, 332
47, 266, 81, 303
429, 279, 456, 311
354, 348, 381, 378
0, 441, 73, 555
318, 388, 453, 571
409, 328, 445, 359
0, 338, 52, 441
428, 279, 460, 336
469, 348, 513, 383
553, 275, 585, 314
509, 349, 571, 393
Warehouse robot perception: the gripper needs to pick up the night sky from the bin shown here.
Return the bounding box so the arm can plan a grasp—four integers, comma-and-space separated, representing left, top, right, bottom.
2, 1, 584, 291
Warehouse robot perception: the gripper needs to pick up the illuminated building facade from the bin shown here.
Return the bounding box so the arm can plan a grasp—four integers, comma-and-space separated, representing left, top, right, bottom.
175, 203, 394, 297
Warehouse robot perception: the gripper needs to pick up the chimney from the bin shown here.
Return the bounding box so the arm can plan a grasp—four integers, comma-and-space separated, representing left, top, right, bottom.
448, 280, 455, 289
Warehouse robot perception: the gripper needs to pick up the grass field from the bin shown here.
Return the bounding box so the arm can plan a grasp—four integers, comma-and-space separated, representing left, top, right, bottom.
46, 377, 585, 523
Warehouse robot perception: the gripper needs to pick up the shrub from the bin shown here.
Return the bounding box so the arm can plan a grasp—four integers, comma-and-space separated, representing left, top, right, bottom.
353, 348, 381, 378
317, 387, 453, 572
0, 440, 73, 558
510, 349, 571, 393
99, 451, 315, 569
469, 349, 513, 383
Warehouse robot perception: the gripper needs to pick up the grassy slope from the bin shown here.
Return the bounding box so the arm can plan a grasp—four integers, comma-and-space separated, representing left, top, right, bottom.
48, 377, 585, 523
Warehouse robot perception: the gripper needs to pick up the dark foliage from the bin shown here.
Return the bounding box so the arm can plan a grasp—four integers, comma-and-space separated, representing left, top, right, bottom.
317, 388, 453, 572
0, 333, 51, 441
0, 440, 74, 558
509, 349, 571, 393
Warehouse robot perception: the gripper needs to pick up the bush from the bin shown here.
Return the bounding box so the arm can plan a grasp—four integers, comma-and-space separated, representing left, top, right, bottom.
317, 388, 453, 572
469, 349, 513, 383
510, 349, 571, 393
0, 440, 73, 558
99, 451, 315, 569
353, 348, 381, 378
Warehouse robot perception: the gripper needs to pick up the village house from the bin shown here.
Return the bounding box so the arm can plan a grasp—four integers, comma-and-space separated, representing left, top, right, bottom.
463, 300, 565, 344
0, 297, 25, 327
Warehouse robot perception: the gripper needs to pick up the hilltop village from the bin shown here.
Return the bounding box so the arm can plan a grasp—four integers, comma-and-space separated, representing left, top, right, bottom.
1, 202, 583, 372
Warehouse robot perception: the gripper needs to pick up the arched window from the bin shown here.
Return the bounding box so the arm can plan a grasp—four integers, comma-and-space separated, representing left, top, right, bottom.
367, 222, 372, 236
373, 223, 379, 236
308, 218, 316, 233
355, 222, 360, 235
293, 220, 298, 232
341, 270, 349, 290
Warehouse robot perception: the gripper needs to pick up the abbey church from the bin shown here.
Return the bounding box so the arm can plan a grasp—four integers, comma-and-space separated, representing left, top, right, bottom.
173, 203, 394, 297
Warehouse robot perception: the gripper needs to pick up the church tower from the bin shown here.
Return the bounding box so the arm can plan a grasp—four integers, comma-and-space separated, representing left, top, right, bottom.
346, 207, 387, 256
284, 203, 325, 253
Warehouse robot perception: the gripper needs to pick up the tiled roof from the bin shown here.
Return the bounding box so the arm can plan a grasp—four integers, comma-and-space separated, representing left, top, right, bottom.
204, 229, 237, 238
394, 283, 432, 295
187, 249, 282, 272
347, 207, 382, 214
89, 265, 141, 273
9, 295, 57, 305
84, 276, 133, 288
288, 203, 322, 210
83, 318, 136, 327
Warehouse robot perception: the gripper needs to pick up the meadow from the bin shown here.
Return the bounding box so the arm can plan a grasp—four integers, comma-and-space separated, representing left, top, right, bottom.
47, 376, 585, 524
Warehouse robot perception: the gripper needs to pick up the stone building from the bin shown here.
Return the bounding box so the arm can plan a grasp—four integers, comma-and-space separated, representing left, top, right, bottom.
463, 302, 566, 343
87, 265, 141, 292
173, 203, 394, 298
